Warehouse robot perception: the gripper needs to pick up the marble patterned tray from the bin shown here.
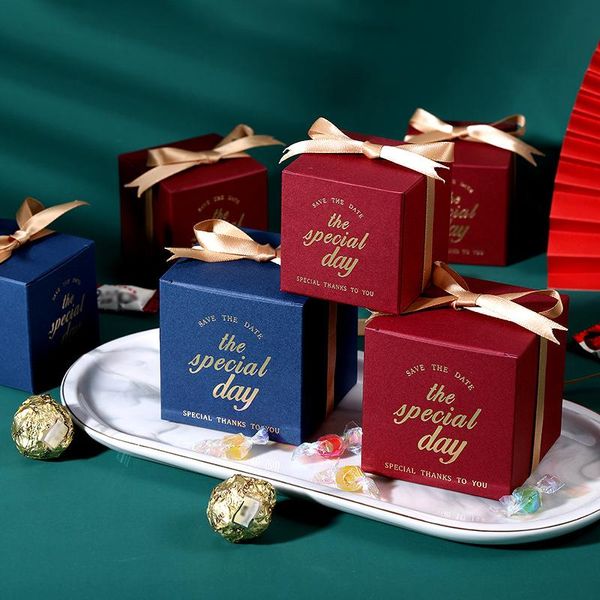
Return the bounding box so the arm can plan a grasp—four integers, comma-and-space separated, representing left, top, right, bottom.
61, 329, 600, 545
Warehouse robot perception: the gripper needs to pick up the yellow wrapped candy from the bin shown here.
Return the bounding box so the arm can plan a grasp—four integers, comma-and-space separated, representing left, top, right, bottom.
335, 465, 365, 492
315, 463, 380, 499
193, 427, 270, 461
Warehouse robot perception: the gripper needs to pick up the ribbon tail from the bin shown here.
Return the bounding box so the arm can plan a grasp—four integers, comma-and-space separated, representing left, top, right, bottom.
496, 289, 565, 319
0, 245, 16, 264
404, 130, 456, 144
166, 247, 244, 263
499, 138, 545, 166
379, 146, 448, 181
125, 163, 196, 196
279, 140, 311, 163
471, 296, 567, 344
467, 125, 544, 166
280, 138, 363, 163
520, 143, 546, 166
215, 134, 284, 157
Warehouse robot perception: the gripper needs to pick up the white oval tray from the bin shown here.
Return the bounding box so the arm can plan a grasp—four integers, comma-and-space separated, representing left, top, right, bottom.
61, 329, 600, 545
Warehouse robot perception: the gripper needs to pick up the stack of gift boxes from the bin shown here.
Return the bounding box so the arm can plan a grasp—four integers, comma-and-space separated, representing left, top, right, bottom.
0, 111, 568, 502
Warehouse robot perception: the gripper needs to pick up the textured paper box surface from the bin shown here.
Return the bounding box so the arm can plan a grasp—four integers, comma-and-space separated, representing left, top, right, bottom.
0, 219, 99, 392
119, 133, 268, 285
159, 230, 357, 445
280, 133, 451, 314
447, 144, 513, 265
362, 277, 568, 499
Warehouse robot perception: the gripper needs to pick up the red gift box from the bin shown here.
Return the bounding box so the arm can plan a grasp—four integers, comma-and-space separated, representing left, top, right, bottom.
119, 131, 271, 285
280, 121, 452, 314
362, 269, 568, 499
406, 110, 544, 266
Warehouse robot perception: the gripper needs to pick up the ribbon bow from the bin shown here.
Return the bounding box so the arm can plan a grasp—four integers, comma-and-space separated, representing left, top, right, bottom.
404, 108, 544, 165
167, 219, 280, 264
125, 124, 284, 196
0, 197, 88, 264
280, 117, 454, 181
403, 262, 567, 344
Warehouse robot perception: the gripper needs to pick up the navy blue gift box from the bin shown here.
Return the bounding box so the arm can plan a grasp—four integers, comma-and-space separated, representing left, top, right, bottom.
0, 219, 99, 392
159, 230, 357, 445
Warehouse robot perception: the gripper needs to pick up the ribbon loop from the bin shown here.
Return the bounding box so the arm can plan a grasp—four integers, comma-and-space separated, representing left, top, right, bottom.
280, 117, 453, 181
405, 262, 567, 344
167, 219, 281, 265
0, 197, 88, 265
125, 125, 284, 196
405, 108, 544, 166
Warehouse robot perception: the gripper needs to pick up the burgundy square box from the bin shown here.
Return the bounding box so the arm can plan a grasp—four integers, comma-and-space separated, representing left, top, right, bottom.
362, 276, 568, 500
280, 133, 451, 314
407, 116, 544, 266
119, 133, 269, 285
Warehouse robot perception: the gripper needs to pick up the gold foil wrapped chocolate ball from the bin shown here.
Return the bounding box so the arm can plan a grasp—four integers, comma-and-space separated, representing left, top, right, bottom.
11, 394, 74, 459
207, 474, 276, 543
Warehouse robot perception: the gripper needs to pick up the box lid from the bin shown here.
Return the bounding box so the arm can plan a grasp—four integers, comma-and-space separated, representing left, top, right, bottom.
119, 133, 266, 192
367, 277, 567, 357
283, 132, 425, 193
160, 230, 308, 306
0, 219, 94, 285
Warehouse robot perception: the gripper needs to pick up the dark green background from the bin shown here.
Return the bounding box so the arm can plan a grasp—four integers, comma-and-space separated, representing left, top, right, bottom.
1, 2, 599, 599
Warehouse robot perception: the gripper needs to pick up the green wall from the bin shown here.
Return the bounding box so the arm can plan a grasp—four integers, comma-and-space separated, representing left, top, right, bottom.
0, 1, 598, 278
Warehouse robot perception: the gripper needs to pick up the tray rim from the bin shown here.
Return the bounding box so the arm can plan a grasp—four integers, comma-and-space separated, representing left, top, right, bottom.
61, 328, 600, 545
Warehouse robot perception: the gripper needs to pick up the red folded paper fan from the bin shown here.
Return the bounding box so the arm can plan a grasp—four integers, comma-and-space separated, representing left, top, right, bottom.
548, 42, 600, 290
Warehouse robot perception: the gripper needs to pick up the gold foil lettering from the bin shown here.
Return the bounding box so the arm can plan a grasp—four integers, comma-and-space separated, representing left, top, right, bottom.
392, 381, 482, 465
302, 210, 369, 279
48, 293, 86, 341
417, 425, 468, 465
188, 332, 272, 412
449, 190, 479, 245
321, 247, 359, 278
212, 374, 259, 412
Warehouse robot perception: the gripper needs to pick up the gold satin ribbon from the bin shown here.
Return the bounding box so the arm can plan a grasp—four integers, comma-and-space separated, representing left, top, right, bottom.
125, 124, 284, 196
280, 117, 454, 180
531, 338, 548, 471
404, 262, 566, 344
404, 108, 544, 165
0, 197, 88, 264
166, 219, 280, 264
